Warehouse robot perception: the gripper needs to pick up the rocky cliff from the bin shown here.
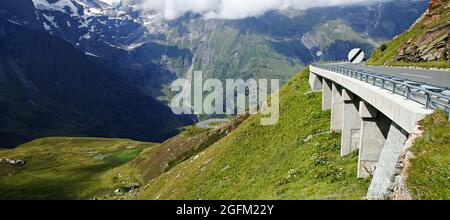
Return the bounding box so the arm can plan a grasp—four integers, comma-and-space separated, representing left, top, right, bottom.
395, 0, 449, 63
367, 0, 449, 67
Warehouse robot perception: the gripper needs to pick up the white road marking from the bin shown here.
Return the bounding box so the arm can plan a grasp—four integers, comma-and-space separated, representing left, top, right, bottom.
399, 73, 432, 79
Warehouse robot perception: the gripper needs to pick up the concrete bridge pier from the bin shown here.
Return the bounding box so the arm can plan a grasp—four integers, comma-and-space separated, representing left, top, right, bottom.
358, 101, 391, 178
309, 72, 322, 92
322, 78, 332, 111
309, 65, 435, 199
340, 89, 361, 156
331, 83, 344, 132
367, 122, 409, 199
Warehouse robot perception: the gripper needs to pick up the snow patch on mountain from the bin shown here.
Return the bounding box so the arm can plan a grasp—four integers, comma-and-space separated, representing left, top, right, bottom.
84, 7, 103, 16
98, 0, 122, 7
42, 14, 59, 28
78, 17, 92, 28
32, 0, 80, 17
43, 22, 51, 31
80, 32, 92, 40
8, 19, 22, 26
85, 52, 99, 57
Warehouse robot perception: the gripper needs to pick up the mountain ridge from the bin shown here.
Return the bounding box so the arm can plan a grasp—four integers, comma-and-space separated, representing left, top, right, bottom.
1, 0, 429, 97
0, 19, 191, 148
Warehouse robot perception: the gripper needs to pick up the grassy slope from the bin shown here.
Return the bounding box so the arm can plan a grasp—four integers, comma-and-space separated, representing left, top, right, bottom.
0, 137, 155, 200
134, 69, 370, 200
367, 1, 450, 68
407, 111, 450, 200
0, 116, 245, 200
127, 116, 248, 184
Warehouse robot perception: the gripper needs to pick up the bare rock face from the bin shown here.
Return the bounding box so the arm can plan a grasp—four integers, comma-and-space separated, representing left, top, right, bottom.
448, 32, 450, 61
394, 0, 450, 63
429, 0, 444, 11
396, 23, 449, 62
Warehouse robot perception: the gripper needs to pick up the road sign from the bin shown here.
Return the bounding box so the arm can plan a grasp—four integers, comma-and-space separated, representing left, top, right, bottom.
348, 48, 365, 63
316, 51, 322, 57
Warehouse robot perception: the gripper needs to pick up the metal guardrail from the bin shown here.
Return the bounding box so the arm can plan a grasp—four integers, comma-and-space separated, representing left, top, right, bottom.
311, 63, 450, 121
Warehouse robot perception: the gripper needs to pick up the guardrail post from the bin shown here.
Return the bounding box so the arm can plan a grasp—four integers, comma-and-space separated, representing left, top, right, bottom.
406, 87, 411, 100
425, 93, 431, 109
448, 108, 450, 122
392, 83, 396, 94
448, 109, 450, 122
381, 79, 385, 89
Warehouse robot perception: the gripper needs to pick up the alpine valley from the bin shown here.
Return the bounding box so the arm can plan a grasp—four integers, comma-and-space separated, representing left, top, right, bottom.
0, 0, 428, 148
0, 0, 447, 201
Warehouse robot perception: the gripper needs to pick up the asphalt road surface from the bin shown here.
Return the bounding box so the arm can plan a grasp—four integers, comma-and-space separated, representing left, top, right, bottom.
332, 63, 450, 88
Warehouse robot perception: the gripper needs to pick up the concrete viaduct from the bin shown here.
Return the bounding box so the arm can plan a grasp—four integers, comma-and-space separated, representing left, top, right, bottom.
308, 63, 443, 199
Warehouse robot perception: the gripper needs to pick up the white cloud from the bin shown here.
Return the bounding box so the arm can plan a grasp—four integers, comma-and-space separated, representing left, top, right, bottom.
137, 0, 392, 20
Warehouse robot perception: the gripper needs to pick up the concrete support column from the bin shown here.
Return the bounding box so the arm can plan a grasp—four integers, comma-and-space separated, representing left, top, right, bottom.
331, 83, 344, 132
322, 78, 332, 111
367, 122, 409, 199
358, 101, 391, 178
309, 72, 322, 92
340, 89, 361, 156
